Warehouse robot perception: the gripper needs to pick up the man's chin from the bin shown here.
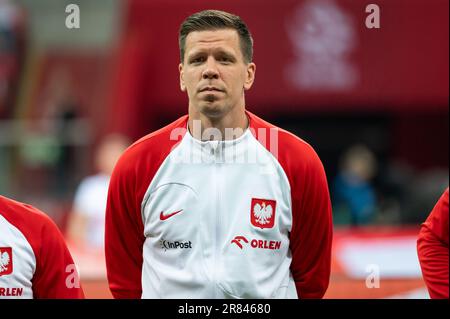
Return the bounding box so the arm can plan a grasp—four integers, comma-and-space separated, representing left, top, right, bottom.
199, 102, 227, 119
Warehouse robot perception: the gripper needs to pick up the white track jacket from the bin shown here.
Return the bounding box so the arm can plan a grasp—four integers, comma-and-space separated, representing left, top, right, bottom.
105, 111, 332, 299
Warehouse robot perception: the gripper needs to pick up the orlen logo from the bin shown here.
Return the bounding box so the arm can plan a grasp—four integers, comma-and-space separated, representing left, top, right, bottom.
230, 236, 281, 250
159, 239, 192, 252
231, 236, 248, 249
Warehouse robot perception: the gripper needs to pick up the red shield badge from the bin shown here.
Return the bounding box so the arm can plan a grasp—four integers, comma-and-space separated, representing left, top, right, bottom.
251, 198, 276, 229
0, 247, 13, 276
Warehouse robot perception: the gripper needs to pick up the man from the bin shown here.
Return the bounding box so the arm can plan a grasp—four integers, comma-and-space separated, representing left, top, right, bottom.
417, 187, 449, 299
105, 10, 332, 299
0, 195, 85, 298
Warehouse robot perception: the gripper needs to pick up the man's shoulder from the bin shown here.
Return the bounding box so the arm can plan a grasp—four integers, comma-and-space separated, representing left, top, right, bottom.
122, 115, 187, 157
0, 195, 59, 239
114, 115, 188, 172
247, 111, 320, 162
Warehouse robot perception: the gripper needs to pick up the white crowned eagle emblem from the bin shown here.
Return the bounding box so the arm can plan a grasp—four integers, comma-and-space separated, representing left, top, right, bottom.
0, 251, 10, 272
253, 202, 273, 225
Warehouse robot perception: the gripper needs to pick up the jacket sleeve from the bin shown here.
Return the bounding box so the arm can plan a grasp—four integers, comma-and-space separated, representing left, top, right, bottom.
289, 147, 333, 299
417, 188, 449, 299
105, 151, 145, 299
32, 216, 85, 299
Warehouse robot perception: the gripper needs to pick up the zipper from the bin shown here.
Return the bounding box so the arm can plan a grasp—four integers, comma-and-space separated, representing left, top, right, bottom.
216, 143, 224, 298
211, 141, 223, 298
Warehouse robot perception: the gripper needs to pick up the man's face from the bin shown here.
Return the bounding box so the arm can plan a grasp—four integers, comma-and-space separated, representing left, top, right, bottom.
179, 29, 256, 119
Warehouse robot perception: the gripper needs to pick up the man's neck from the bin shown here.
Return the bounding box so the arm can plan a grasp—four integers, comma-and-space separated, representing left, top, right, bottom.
188, 105, 249, 141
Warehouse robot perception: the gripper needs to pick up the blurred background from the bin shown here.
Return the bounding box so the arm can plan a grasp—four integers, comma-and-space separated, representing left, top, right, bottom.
0, 0, 448, 298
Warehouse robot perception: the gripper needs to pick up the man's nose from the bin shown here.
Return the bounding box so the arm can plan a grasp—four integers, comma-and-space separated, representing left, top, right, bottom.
202, 57, 219, 80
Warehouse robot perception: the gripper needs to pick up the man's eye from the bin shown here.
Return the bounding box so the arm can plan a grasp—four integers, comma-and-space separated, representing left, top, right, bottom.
190, 57, 204, 64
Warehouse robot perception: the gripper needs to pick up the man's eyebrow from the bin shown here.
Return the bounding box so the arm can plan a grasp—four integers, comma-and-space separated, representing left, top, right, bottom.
187, 48, 237, 59
215, 50, 237, 59
187, 50, 205, 57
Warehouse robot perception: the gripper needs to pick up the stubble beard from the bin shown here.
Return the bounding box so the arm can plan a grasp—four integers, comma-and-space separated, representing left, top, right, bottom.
198, 95, 230, 119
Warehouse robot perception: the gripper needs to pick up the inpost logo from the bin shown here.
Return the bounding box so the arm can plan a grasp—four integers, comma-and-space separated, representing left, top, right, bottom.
160, 239, 193, 252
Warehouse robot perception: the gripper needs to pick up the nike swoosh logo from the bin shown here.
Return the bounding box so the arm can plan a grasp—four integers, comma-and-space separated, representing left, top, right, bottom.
160, 209, 183, 220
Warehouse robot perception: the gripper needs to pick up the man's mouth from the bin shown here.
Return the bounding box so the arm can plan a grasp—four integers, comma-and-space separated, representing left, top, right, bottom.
199, 86, 224, 93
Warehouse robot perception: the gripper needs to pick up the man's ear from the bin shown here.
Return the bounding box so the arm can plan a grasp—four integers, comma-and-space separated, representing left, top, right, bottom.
244, 62, 256, 90
179, 63, 186, 92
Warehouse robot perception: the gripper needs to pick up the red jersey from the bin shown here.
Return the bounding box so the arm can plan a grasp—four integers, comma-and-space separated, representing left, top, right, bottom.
417, 187, 449, 299
0, 195, 85, 299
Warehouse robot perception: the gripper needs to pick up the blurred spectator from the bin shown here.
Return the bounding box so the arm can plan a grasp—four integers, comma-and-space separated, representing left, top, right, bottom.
332, 144, 378, 226
66, 133, 129, 250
